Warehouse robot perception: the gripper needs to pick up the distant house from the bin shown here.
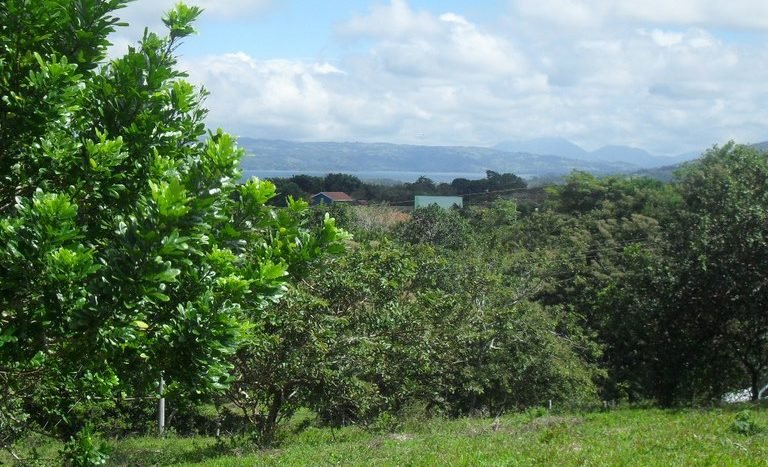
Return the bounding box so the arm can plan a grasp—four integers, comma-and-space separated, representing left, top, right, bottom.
311, 191, 355, 205
414, 195, 463, 209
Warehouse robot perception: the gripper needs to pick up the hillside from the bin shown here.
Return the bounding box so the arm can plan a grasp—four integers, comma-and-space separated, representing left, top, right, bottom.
629, 163, 686, 182
238, 138, 634, 179
630, 140, 768, 181
495, 138, 700, 168
494, 137, 588, 160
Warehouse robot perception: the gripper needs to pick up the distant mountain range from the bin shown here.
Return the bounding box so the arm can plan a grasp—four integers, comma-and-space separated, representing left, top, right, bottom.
238, 138, 634, 180
494, 137, 700, 169
237, 137, 767, 182
627, 140, 768, 182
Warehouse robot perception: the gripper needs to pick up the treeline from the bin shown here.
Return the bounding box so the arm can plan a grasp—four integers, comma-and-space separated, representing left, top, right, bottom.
269, 170, 528, 206
225, 141, 768, 443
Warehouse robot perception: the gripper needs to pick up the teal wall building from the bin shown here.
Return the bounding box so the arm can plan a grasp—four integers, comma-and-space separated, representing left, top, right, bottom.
414, 195, 463, 209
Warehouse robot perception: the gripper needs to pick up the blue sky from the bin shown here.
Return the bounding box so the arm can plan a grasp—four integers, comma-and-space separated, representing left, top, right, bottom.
117, 1, 508, 58
111, 0, 768, 155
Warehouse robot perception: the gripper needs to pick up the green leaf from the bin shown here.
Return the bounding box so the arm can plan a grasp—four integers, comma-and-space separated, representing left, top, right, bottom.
29, 351, 46, 368
260, 261, 288, 281
0, 327, 18, 348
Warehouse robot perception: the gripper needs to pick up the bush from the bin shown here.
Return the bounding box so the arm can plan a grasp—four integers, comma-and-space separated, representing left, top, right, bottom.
732, 410, 764, 436
60, 423, 110, 466
395, 204, 475, 250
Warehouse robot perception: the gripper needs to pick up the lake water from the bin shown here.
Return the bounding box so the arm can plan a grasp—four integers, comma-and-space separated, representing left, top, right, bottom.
243, 170, 502, 183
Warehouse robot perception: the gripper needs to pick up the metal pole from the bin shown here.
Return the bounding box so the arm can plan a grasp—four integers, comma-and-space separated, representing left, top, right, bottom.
158, 373, 165, 436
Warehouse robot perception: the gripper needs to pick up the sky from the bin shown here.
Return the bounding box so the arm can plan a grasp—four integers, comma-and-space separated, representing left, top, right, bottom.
109, 0, 768, 155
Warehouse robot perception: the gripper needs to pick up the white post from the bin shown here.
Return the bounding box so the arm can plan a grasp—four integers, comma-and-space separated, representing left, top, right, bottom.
158, 373, 165, 436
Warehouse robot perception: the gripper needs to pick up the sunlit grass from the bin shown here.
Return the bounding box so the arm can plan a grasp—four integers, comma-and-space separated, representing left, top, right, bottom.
5, 406, 768, 465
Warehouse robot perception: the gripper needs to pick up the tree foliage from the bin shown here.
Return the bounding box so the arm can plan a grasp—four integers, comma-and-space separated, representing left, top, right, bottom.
394, 204, 475, 250
665, 143, 768, 401
227, 232, 602, 442
0, 1, 344, 455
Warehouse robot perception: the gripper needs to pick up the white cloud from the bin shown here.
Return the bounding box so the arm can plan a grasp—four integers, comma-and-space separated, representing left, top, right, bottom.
648, 29, 684, 47
339, 0, 441, 40
511, 0, 768, 29
437, 12, 527, 76
340, 1, 528, 81
181, 53, 430, 141
174, 2, 543, 146
108, 0, 271, 57
142, 0, 768, 155
613, 0, 768, 29
495, 0, 768, 152
513, 0, 604, 28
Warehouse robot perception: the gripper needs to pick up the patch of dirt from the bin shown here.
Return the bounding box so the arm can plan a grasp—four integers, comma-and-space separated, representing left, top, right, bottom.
522, 416, 584, 432
469, 415, 584, 437
368, 433, 416, 450
388, 433, 415, 442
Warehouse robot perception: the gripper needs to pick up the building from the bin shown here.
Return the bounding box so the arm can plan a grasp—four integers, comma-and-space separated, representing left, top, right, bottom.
414, 195, 463, 209
310, 191, 355, 205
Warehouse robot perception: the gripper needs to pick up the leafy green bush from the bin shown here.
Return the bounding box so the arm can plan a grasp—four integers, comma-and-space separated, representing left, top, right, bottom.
60, 423, 110, 466
395, 204, 475, 250
0, 0, 347, 447
732, 410, 764, 436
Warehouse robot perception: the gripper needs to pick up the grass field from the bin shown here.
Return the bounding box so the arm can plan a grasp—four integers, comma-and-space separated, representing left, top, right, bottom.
5, 407, 768, 465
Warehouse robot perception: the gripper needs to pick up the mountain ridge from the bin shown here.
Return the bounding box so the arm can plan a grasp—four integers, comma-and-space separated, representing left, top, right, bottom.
237, 137, 768, 182
238, 138, 634, 180
494, 138, 699, 168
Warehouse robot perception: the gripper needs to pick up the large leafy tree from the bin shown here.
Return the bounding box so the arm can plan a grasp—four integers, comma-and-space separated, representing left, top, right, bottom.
395, 204, 475, 250
666, 143, 768, 401
513, 173, 679, 403
0, 0, 343, 450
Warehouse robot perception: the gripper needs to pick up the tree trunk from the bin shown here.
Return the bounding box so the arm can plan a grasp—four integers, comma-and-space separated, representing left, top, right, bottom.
260, 391, 283, 445
750, 369, 760, 401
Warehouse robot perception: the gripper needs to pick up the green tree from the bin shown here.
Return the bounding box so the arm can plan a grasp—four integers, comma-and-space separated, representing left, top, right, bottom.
290, 174, 324, 194
0, 1, 344, 455
504, 177, 677, 403
395, 204, 474, 250
549, 171, 678, 220
269, 180, 306, 206
323, 173, 363, 194
667, 143, 768, 401
226, 257, 348, 445
226, 234, 601, 438
410, 247, 600, 415
408, 176, 437, 194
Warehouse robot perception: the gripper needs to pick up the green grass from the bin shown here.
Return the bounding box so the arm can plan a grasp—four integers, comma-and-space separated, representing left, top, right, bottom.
5, 407, 768, 465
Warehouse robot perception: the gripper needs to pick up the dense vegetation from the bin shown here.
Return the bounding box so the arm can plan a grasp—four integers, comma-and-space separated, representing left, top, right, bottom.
2, 2, 768, 465
268, 169, 531, 207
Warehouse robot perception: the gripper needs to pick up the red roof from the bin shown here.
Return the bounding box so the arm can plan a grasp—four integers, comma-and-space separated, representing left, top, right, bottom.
313, 192, 354, 201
